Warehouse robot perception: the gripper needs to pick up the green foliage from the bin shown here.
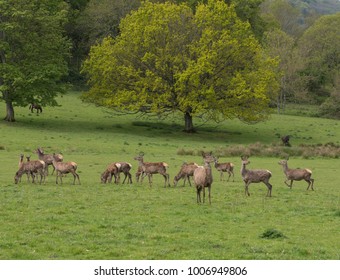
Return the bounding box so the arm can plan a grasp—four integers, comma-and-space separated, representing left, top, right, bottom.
259, 229, 287, 239
0, 0, 71, 120
82, 0, 279, 131
297, 13, 340, 104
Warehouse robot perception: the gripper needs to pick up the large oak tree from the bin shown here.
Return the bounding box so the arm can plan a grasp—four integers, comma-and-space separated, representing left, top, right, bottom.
82, 0, 278, 132
0, 0, 71, 121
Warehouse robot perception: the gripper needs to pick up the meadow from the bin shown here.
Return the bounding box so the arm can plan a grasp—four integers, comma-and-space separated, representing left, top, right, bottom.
0, 92, 339, 260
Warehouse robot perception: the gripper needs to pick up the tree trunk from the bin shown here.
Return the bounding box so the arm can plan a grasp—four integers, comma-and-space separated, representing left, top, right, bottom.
184, 110, 195, 133
4, 100, 15, 122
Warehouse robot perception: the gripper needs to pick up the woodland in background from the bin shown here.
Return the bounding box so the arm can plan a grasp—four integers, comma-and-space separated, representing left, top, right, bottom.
1, 0, 339, 121
66, 0, 340, 118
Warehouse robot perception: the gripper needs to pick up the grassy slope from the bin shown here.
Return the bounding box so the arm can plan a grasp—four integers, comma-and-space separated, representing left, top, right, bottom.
0, 92, 339, 260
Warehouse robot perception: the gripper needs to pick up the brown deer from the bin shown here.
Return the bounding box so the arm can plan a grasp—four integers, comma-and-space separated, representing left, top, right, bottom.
29, 103, 42, 114
52, 154, 80, 185
35, 147, 63, 175
193, 152, 214, 204
240, 156, 272, 197
278, 159, 314, 190
173, 162, 199, 187
116, 162, 133, 184
14, 155, 46, 184
214, 157, 235, 181
101, 163, 121, 184
134, 153, 170, 187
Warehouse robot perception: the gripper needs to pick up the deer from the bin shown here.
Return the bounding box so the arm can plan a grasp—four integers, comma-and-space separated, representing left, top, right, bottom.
29, 103, 42, 114
240, 156, 272, 197
193, 152, 214, 204
173, 162, 199, 187
134, 153, 170, 187
278, 158, 314, 190
52, 153, 80, 185
213, 157, 235, 182
14, 155, 46, 184
101, 162, 121, 184
116, 162, 133, 184
35, 147, 63, 175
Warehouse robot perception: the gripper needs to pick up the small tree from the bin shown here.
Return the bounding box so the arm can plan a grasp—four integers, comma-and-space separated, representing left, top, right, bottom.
0, 0, 71, 122
82, 0, 278, 132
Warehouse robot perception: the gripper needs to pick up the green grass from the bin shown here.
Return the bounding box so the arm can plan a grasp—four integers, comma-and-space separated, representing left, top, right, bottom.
0, 92, 339, 260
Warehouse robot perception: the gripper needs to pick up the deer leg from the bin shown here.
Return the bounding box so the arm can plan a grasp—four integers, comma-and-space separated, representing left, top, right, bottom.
147, 174, 152, 187
127, 173, 132, 184
220, 171, 223, 181
244, 181, 251, 196
284, 179, 292, 188
141, 172, 147, 183
208, 186, 211, 204
166, 173, 170, 187
196, 187, 201, 203
122, 173, 127, 184
310, 178, 314, 190
265, 182, 272, 197
203, 187, 206, 203
187, 176, 192, 187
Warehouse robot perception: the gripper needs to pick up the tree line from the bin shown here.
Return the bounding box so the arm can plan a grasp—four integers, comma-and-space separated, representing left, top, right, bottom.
1, 0, 339, 129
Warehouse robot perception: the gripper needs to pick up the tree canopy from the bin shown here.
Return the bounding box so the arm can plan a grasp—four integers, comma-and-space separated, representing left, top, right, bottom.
82, 0, 279, 132
0, 0, 71, 121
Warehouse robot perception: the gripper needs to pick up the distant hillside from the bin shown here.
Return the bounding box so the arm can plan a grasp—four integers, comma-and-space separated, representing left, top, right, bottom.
291, 0, 340, 15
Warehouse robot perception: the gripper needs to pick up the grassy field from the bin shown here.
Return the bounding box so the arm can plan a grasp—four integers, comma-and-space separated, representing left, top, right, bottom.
0, 92, 339, 260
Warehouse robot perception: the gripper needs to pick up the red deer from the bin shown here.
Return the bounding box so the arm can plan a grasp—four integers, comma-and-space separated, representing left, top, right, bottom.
134, 153, 170, 187
278, 159, 314, 190
213, 157, 234, 181
240, 156, 272, 197
173, 162, 199, 187
14, 155, 46, 184
35, 147, 63, 175
193, 152, 214, 204
52, 154, 80, 185
101, 163, 121, 184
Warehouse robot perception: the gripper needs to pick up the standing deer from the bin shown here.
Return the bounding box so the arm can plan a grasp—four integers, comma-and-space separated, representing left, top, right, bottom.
278, 159, 314, 190
35, 147, 63, 175
116, 162, 133, 184
29, 103, 42, 114
52, 154, 80, 185
173, 162, 199, 187
214, 157, 235, 181
193, 152, 214, 204
134, 153, 170, 187
240, 156, 272, 197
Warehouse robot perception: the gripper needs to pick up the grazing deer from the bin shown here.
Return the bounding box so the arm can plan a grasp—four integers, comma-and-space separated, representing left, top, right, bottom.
278, 159, 314, 190
134, 153, 170, 187
14, 155, 46, 184
193, 152, 214, 204
29, 103, 42, 114
240, 156, 272, 197
101, 163, 121, 184
52, 154, 80, 185
173, 162, 199, 187
214, 157, 235, 182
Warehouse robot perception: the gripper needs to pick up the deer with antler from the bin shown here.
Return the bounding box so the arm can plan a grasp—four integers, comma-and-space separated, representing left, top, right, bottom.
240, 156, 272, 197
278, 158, 314, 190
134, 153, 170, 187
